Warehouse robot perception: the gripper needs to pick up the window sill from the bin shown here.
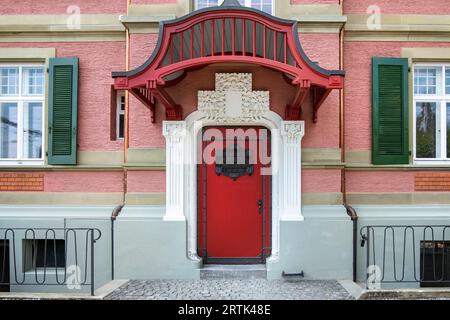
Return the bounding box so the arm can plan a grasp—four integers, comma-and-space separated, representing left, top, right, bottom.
23, 267, 67, 275
345, 163, 450, 170
0, 160, 44, 166
414, 160, 450, 166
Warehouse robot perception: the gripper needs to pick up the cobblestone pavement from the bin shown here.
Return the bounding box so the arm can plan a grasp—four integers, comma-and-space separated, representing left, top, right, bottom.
105, 279, 354, 300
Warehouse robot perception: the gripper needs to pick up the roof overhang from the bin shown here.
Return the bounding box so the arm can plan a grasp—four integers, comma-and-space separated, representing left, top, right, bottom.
112, 0, 344, 122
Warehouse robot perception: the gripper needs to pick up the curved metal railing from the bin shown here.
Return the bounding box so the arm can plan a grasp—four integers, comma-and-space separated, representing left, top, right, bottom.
0, 228, 101, 296
360, 225, 450, 288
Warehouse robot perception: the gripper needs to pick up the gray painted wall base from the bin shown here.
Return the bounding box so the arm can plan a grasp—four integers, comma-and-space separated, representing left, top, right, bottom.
267, 206, 353, 280
114, 206, 201, 279
2, 204, 450, 292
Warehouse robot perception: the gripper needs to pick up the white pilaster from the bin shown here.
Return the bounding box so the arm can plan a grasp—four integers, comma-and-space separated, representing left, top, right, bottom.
163, 121, 186, 221
280, 121, 305, 221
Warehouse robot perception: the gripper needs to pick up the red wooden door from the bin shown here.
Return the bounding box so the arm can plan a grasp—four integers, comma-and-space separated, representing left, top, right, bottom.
198, 127, 271, 264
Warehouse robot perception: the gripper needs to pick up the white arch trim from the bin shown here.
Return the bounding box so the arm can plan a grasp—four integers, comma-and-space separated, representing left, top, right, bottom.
162, 73, 305, 263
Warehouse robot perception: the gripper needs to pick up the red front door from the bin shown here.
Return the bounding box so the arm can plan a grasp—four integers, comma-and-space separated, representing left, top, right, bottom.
198, 127, 271, 264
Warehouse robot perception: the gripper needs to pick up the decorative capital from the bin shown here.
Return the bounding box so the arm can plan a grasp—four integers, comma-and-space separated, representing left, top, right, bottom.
281, 121, 305, 142
163, 121, 186, 142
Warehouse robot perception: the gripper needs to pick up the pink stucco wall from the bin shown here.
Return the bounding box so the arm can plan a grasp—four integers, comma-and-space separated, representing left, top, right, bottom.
0, 0, 126, 14
0, 42, 126, 152
344, 41, 450, 151
291, 0, 339, 4
131, 0, 176, 3
346, 171, 415, 193
44, 172, 124, 192
300, 33, 340, 71
126, 171, 166, 192
299, 33, 340, 148
128, 33, 166, 149
126, 169, 343, 193
302, 169, 341, 193
344, 0, 450, 15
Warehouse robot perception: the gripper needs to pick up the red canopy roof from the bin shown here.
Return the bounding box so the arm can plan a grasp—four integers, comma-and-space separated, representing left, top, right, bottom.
112, 0, 344, 122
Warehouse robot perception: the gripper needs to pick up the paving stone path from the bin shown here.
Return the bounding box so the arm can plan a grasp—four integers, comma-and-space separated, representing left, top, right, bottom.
105, 279, 354, 300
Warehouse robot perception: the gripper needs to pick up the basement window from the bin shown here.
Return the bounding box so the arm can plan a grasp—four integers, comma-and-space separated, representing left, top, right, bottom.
420, 240, 450, 287
22, 239, 66, 271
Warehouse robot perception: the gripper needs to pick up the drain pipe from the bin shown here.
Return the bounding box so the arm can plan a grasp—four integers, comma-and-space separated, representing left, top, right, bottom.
111, 204, 124, 280
344, 204, 358, 282
337, 0, 358, 283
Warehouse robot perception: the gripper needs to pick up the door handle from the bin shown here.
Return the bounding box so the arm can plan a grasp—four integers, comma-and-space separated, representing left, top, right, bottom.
257, 200, 263, 215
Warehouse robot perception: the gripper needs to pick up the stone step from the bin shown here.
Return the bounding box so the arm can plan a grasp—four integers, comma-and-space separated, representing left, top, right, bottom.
200, 264, 267, 279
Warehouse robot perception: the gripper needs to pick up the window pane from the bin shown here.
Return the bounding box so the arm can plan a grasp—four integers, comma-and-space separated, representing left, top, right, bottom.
196, 0, 219, 9
250, 0, 270, 13
447, 103, 450, 158
23, 67, 45, 95
262, 4, 272, 14
0, 102, 18, 159
446, 68, 450, 95
120, 95, 125, 111
118, 114, 124, 139
416, 102, 437, 158
414, 67, 442, 95
0, 67, 19, 96
251, 0, 272, 14
23, 102, 43, 159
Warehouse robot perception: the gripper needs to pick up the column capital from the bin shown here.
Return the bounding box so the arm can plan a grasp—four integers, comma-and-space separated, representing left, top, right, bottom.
281, 121, 305, 143
163, 121, 186, 140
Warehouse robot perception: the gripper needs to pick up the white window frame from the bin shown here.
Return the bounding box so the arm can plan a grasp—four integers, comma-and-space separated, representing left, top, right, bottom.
116, 91, 125, 140
413, 63, 450, 165
196, 0, 274, 15
0, 63, 45, 166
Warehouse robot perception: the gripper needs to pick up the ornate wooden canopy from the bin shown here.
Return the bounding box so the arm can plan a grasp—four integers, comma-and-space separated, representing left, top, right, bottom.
112, 0, 344, 122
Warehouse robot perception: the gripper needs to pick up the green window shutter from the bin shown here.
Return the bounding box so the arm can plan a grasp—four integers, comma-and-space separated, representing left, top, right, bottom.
48, 57, 78, 165
372, 57, 409, 165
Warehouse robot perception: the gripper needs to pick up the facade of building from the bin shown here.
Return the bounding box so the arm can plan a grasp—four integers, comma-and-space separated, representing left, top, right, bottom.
0, 0, 450, 293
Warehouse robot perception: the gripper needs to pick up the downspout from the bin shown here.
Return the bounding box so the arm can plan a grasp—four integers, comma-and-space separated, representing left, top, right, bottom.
111, 204, 124, 280
110, 1, 130, 281
339, 0, 358, 283
122, 0, 131, 205
124, 0, 130, 164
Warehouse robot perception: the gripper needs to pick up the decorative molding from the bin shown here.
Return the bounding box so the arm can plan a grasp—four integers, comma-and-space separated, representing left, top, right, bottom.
345, 14, 450, 42
0, 192, 123, 205
163, 121, 186, 144
0, 14, 124, 33
198, 73, 270, 123
347, 192, 450, 205
281, 121, 305, 142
